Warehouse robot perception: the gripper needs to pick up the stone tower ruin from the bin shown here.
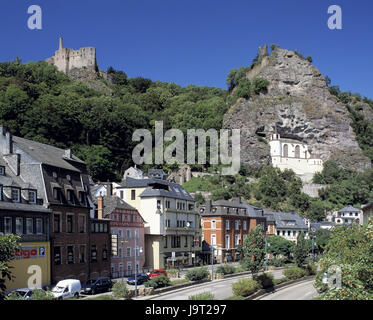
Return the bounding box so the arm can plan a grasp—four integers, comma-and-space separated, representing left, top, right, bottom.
45, 37, 98, 74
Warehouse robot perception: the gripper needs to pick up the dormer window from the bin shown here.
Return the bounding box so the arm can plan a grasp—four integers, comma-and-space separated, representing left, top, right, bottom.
67, 189, 75, 202
52, 172, 58, 179
0, 166, 5, 176
53, 188, 61, 201
28, 190, 37, 204
11, 188, 21, 203
79, 192, 86, 205
66, 175, 71, 182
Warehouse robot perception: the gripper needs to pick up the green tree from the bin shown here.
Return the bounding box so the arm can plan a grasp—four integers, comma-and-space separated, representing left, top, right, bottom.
294, 232, 309, 267
241, 225, 265, 276
0, 234, 21, 298
267, 235, 295, 261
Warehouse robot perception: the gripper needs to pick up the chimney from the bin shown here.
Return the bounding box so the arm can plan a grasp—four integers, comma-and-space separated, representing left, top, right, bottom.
97, 196, 104, 219
106, 182, 113, 196
233, 197, 241, 204
0, 126, 13, 154
205, 200, 212, 213
64, 149, 72, 159
59, 37, 63, 50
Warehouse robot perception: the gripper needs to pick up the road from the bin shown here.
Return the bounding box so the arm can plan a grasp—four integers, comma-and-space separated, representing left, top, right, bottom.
149, 269, 285, 300
257, 279, 318, 300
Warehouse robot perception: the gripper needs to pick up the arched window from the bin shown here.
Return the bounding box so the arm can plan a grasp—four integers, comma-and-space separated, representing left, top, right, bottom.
295, 145, 300, 158
283, 144, 289, 157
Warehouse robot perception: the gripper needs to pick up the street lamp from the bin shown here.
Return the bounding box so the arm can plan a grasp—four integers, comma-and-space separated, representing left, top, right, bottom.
265, 238, 270, 271
210, 244, 216, 281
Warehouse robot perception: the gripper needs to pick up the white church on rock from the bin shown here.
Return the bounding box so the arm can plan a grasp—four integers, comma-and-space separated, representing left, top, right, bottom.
269, 133, 323, 182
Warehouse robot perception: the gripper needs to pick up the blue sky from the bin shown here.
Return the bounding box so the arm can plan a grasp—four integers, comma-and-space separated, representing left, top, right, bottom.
0, 0, 372, 97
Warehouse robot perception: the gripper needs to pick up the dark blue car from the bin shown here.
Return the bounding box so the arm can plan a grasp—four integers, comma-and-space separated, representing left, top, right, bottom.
127, 274, 149, 285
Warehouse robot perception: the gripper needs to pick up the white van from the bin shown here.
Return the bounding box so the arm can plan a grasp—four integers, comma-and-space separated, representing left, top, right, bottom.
51, 279, 81, 300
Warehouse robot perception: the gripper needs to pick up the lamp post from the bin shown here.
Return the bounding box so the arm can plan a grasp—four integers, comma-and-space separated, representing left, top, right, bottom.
134, 229, 143, 297
211, 244, 215, 281
312, 237, 315, 264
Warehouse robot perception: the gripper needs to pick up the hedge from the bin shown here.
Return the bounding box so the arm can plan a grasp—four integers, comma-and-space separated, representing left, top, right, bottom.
232, 279, 261, 297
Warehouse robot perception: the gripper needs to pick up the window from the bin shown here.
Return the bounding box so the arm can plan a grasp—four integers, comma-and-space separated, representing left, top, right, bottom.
26, 218, 33, 234
282, 231, 286, 236
120, 191, 124, 199
36, 218, 43, 234
226, 220, 230, 230
235, 220, 240, 230
54, 214, 61, 233
78, 215, 86, 233
16, 218, 23, 235
91, 245, 97, 262
79, 245, 85, 263
126, 229, 131, 239
235, 234, 241, 246
103, 245, 108, 261
67, 190, 74, 202
188, 204, 194, 211
53, 188, 60, 201
211, 234, 216, 245
126, 247, 131, 257
288, 231, 291, 236
118, 229, 123, 238
184, 236, 188, 247
166, 219, 171, 227
157, 200, 161, 209
243, 221, 247, 231
283, 144, 289, 157
54, 247, 61, 265
0, 185, 2, 201
28, 190, 37, 204
211, 220, 216, 230
99, 223, 104, 233
0, 166, 5, 175
79, 192, 86, 205
131, 190, 136, 200
293, 231, 296, 237
118, 248, 123, 258
11, 188, 20, 203
225, 235, 230, 249
67, 246, 74, 264
163, 236, 168, 248
171, 236, 181, 248
67, 215, 74, 233
166, 200, 171, 209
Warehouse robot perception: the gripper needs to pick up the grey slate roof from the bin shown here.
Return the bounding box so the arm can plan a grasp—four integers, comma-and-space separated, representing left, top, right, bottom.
264, 211, 308, 230
310, 221, 333, 231
13, 136, 84, 172
241, 203, 265, 218
339, 205, 361, 213
0, 202, 51, 213
101, 195, 137, 217
121, 177, 194, 201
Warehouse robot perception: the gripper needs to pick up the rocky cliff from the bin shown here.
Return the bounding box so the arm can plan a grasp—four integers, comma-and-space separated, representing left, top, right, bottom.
223, 46, 371, 171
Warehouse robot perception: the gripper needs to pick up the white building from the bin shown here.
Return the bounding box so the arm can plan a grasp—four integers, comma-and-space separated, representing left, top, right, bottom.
269, 133, 323, 182
123, 165, 145, 181
116, 177, 202, 269
328, 206, 362, 225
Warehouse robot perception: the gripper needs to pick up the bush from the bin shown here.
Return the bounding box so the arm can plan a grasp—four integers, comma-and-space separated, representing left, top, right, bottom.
283, 267, 307, 280
267, 257, 286, 267
188, 292, 215, 300
185, 267, 210, 282
171, 279, 190, 286
112, 282, 129, 299
216, 264, 236, 275
254, 273, 275, 289
305, 264, 317, 276
273, 277, 289, 286
232, 278, 261, 297
144, 275, 171, 289
166, 268, 179, 278
224, 295, 245, 300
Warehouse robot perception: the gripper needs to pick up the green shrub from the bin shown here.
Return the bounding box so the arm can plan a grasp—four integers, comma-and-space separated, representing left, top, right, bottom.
273, 277, 289, 286
305, 264, 317, 276
188, 292, 215, 300
112, 282, 129, 299
144, 275, 171, 289
224, 295, 245, 300
185, 267, 210, 281
283, 267, 307, 280
254, 273, 275, 289
235, 265, 248, 273
267, 258, 286, 267
216, 264, 236, 275
171, 279, 190, 286
232, 278, 261, 297
166, 268, 179, 278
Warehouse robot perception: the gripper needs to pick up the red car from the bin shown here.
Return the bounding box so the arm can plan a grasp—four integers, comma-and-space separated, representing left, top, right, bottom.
147, 269, 168, 278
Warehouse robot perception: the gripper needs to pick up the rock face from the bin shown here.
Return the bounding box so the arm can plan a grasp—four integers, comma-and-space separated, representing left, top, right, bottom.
223, 47, 371, 171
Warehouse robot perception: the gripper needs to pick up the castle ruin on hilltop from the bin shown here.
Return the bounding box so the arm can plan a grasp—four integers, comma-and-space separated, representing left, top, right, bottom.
45, 37, 98, 74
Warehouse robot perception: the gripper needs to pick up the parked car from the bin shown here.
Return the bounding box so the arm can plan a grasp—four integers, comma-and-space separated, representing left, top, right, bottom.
147, 269, 167, 278
81, 277, 113, 295
7, 288, 47, 300
127, 274, 149, 285
51, 279, 81, 300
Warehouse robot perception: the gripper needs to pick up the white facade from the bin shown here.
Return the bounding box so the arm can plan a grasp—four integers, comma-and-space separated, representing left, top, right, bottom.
269, 133, 323, 182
